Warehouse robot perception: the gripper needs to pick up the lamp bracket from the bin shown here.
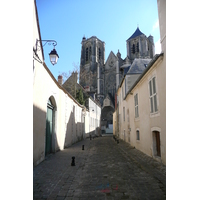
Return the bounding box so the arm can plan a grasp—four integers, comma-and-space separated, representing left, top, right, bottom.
35, 39, 57, 52
33, 48, 42, 64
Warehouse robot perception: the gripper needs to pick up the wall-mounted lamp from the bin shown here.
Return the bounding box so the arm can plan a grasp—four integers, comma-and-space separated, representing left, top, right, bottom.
33, 39, 59, 65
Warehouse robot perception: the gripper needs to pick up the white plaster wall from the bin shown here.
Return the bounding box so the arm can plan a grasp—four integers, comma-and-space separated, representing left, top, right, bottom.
117, 82, 128, 141
115, 0, 166, 165
84, 111, 90, 137
33, 1, 47, 165
63, 95, 84, 147
88, 98, 101, 136
33, 1, 86, 166
126, 56, 166, 164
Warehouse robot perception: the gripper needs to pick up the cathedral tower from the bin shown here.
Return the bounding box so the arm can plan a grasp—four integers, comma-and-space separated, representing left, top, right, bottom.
79, 36, 105, 99
126, 27, 155, 62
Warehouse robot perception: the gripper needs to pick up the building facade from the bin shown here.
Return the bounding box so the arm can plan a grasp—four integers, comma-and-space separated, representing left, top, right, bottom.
33, 0, 101, 166
113, 0, 166, 164
116, 53, 166, 164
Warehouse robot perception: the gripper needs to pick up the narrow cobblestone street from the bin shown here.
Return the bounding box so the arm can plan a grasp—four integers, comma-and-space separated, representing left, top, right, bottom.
33, 136, 166, 200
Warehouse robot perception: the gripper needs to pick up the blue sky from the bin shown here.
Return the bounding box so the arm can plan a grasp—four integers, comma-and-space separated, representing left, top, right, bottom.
36, 0, 161, 80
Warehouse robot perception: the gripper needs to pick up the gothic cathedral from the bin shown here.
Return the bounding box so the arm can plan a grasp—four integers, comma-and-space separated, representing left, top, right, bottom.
79, 27, 155, 126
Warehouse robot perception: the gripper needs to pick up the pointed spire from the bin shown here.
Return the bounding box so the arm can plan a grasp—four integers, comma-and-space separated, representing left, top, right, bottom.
127, 26, 144, 41
117, 49, 121, 58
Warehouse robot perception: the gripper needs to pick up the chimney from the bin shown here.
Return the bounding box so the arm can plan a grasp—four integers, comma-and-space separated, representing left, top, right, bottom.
58, 75, 63, 85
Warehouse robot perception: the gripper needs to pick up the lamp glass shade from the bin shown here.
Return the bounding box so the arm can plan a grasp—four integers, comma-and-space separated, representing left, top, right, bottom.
49, 48, 59, 65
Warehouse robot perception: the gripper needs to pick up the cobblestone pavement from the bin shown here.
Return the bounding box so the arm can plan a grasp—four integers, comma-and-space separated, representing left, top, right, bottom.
33, 136, 166, 200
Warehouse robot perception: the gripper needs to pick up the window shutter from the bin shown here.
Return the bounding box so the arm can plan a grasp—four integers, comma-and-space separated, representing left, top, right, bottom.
153, 77, 156, 93
149, 81, 152, 96
154, 95, 158, 112
150, 97, 153, 113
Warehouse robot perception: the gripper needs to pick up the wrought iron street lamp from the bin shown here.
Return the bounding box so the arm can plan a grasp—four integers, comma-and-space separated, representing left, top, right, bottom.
49, 47, 59, 65
34, 39, 59, 65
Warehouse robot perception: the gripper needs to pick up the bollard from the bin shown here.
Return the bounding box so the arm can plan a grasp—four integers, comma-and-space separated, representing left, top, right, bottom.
90, 135, 91, 140
82, 145, 84, 150
117, 140, 119, 144
71, 156, 75, 166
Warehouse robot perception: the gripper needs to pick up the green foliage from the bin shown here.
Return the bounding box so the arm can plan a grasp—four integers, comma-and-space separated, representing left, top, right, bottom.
76, 88, 85, 105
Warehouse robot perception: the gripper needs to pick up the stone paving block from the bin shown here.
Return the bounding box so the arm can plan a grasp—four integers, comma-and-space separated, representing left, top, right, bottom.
55, 197, 65, 200
33, 137, 166, 199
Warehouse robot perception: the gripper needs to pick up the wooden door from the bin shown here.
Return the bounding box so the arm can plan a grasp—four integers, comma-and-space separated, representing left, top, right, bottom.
45, 100, 53, 155
155, 131, 161, 157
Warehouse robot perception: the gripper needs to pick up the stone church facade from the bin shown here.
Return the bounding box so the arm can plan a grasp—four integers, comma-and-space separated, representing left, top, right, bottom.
79, 27, 155, 127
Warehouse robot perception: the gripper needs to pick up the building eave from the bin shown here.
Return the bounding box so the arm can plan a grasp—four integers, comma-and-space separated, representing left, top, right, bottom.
34, 0, 44, 61
43, 62, 85, 108
124, 53, 164, 100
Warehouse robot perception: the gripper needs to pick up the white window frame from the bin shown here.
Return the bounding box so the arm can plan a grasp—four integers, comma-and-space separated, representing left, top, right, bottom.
134, 93, 139, 118
149, 76, 158, 114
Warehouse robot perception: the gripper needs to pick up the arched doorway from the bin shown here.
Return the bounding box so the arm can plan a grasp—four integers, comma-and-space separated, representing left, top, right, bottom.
101, 106, 114, 134
45, 96, 57, 155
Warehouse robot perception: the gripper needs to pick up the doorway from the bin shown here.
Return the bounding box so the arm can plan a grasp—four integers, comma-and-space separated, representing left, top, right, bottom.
152, 131, 161, 157
45, 99, 54, 155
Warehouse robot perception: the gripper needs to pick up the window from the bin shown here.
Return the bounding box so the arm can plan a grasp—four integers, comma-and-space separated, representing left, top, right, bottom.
134, 93, 139, 118
123, 107, 125, 121
136, 130, 140, 140
86, 47, 88, 61
89, 46, 91, 59
149, 77, 158, 113
132, 44, 135, 54
98, 48, 101, 60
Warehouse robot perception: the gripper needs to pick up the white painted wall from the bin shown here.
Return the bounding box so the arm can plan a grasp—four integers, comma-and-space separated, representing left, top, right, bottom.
116, 55, 165, 164
88, 97, 101, 136
33, 1, 86, 166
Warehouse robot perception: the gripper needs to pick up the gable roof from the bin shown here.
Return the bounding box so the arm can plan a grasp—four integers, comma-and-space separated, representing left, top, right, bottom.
103, 93, 115, 109
127, 27, 144, 41
105, 51, 117, 66
127, 58, 152, 74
